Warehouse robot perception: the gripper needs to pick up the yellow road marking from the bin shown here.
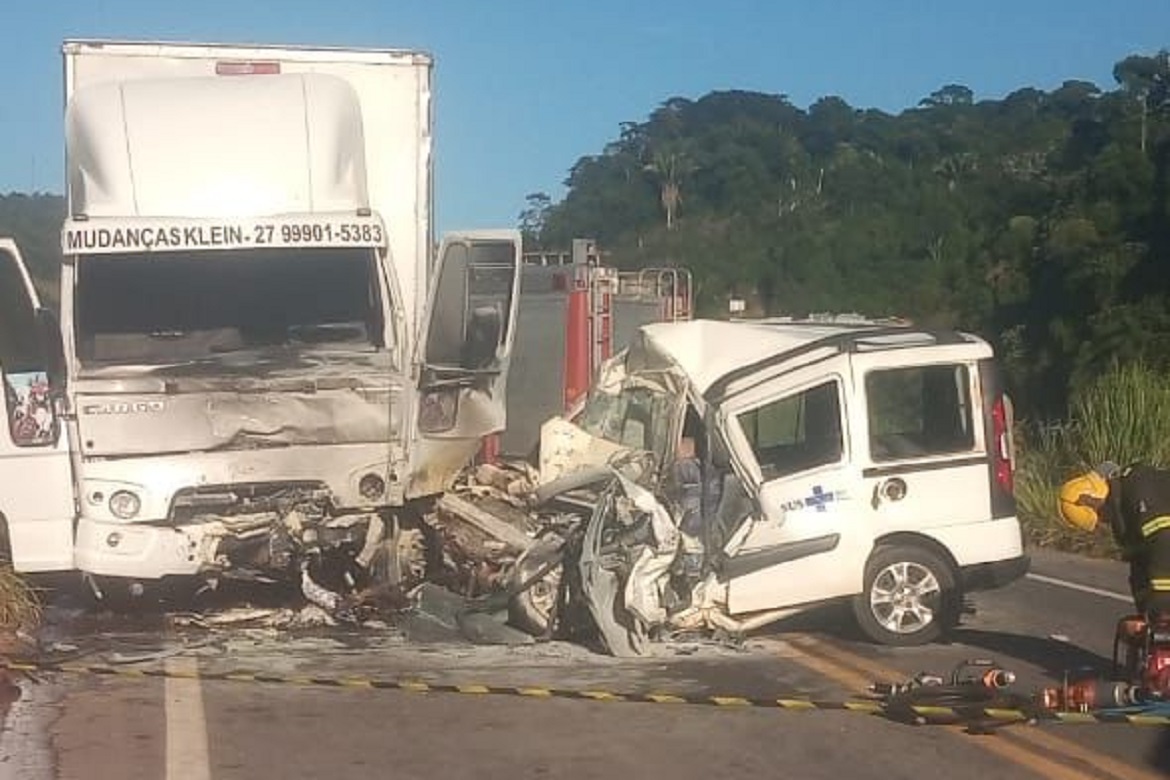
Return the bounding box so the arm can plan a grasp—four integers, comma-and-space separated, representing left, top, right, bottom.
710, 696, 752, 707
646, 693, 686, 704
456, 684, 490, 694
777, 637, 875, 693
783, 634, 1147, 780
399, 681, 431, 693
518, 687, 554, 698
1001, 722, 1167, 780
580, 690, 624, 701
942, 725, 1102, 780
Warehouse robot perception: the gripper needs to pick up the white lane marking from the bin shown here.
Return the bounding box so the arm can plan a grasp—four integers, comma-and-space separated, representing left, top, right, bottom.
1025, 572, 1132, 603
165, 656, 212, 780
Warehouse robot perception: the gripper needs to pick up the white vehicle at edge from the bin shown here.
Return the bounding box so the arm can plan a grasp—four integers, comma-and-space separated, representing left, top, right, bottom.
0, 238, 74, 573
543, 317, 1029, 646
0, 39, 522, 598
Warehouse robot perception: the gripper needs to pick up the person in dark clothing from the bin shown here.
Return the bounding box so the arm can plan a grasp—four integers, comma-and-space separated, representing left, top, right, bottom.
1059, 461, 1170, 616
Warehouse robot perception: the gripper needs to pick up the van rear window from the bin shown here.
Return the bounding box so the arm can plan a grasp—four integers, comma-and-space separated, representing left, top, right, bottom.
865, 364, 974, 461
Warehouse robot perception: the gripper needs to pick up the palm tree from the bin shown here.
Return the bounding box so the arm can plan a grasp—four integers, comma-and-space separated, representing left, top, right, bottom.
645, 147, 695, 230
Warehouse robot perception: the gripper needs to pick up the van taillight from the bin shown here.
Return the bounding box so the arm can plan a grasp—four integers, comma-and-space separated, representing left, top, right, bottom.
991, 394, 1014, 493
215, 61, 281, 76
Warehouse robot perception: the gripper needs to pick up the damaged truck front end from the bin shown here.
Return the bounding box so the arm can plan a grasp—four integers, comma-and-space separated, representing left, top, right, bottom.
55, 56, 525, 610
63, 241, 426, 606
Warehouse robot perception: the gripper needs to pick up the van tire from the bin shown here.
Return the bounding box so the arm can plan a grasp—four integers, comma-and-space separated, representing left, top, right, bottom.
852, 544, 959, 647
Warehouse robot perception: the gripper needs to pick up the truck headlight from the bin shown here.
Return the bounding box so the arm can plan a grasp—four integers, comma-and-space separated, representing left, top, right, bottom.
109, 490, 142, 520
359, 473, 386, 500
418, 388, 459, 434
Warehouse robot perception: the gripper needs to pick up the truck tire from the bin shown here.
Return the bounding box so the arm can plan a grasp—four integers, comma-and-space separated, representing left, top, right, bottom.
852, 544, 959, 647
506, 535, 566, 637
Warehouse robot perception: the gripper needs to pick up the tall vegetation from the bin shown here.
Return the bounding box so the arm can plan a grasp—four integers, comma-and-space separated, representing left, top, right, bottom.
530, 50, 1170, 425
1014, 362, 1170, 553
0, 192, 65, 309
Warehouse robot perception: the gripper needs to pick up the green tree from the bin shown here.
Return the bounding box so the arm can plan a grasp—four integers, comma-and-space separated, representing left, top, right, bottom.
518, 192, 552, 248
919, 84, 975, 107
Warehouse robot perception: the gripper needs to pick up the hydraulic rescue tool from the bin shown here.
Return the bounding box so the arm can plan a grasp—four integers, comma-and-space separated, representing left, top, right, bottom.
869, 658, 1034, 732
1039, 612, 1170, 713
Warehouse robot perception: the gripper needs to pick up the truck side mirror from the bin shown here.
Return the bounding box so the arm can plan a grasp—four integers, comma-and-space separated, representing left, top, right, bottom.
423, 238, 517, 377
462, 305, 503, 370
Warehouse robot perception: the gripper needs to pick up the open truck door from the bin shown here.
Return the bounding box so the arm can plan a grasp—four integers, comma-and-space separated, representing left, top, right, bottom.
406, 230, 522, 497
0, 238, 74, 571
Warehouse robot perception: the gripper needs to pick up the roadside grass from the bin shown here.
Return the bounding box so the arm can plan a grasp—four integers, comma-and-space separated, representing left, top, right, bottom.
0, 565, 41, 636
1014, 362, 1170, 559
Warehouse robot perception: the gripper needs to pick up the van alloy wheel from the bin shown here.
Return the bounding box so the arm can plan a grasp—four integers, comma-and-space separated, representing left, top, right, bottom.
852, 544, 959, 646
868, 561, 940, 634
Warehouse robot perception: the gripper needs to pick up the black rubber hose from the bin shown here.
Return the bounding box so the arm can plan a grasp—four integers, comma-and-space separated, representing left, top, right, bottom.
882, 684, 1038, 726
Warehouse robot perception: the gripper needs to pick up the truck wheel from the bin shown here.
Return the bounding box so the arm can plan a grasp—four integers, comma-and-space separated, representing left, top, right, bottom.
507, 535, 566, 637
852, 545, 959, 647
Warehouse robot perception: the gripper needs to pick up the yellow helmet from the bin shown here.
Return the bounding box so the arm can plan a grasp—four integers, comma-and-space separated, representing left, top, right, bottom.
1057, 469, 1110, 532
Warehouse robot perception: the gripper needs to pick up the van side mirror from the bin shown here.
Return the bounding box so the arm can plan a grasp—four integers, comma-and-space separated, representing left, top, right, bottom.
35, 308, 66, 394
2, 363, 60, 448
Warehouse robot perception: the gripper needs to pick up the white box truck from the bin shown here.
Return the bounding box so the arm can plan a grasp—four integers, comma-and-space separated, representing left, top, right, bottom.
0, 39, 522, 602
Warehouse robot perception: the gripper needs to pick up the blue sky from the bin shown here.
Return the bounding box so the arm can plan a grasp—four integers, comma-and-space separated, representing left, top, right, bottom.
1, 1, 1167, 235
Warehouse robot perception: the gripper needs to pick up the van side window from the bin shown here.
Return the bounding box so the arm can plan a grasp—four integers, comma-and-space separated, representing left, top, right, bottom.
736, 380, 843, 481
0, 250, 40, 372
866, 364, 974, 461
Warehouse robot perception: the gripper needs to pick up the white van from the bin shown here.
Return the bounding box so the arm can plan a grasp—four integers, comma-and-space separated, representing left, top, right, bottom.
541, 316, 1029, 649
0, 239, 74, 573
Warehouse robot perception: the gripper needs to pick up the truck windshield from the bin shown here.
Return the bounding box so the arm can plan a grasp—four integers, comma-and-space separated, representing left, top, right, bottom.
75, 248, 385, 366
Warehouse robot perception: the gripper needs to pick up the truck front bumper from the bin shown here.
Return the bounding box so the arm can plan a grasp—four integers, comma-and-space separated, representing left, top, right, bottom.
74, 518, 204, 579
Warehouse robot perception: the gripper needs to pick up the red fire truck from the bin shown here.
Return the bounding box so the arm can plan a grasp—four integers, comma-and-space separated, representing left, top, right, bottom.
489, 239, 692, 460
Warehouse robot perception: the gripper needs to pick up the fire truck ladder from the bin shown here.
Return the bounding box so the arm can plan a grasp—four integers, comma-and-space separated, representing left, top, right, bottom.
619, 267, 694, 322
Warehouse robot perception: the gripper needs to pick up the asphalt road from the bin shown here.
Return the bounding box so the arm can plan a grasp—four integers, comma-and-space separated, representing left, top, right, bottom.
2, 547, 1168, 780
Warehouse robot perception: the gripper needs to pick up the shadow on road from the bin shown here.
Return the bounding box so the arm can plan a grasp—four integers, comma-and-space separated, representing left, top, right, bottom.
754, 602, 1120, 681
942, 628, 1115, 679
1152, 732, 1170, 775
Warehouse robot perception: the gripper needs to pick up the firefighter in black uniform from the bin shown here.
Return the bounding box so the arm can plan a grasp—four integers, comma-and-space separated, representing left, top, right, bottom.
1059, 461, 1170, 616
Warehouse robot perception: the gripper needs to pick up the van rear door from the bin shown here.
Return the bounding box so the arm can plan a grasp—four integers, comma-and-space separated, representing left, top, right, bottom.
850, 343, 996, 538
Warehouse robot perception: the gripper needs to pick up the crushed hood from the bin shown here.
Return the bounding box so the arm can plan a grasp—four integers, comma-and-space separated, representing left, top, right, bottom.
74, 351, 402, 457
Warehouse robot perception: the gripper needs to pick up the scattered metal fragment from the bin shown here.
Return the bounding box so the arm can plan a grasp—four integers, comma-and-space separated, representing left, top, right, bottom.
107, 638, 219, 665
